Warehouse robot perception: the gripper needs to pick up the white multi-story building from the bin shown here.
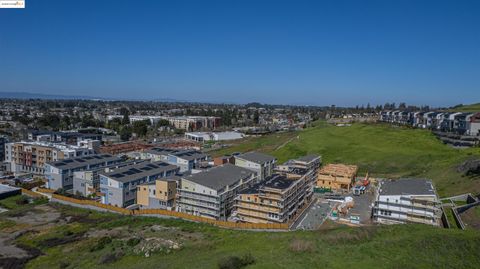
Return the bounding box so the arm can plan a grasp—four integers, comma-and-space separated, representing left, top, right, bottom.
373, 179, 442, 226
5, 141, 96, 175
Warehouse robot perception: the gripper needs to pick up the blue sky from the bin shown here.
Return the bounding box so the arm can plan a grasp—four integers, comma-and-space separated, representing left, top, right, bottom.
0, 0, 479, 106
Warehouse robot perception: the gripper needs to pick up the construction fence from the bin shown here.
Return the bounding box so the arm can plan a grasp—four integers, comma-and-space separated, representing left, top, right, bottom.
21, 188, 45, 198
51, 194, 289, 230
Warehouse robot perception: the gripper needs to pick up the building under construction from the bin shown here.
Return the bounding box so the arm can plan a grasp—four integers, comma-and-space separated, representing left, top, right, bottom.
233, 155, 321, 224
316, 163, 358, 192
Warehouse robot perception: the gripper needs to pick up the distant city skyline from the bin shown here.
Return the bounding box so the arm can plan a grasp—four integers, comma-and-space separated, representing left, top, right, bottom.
0, 0, 479, 106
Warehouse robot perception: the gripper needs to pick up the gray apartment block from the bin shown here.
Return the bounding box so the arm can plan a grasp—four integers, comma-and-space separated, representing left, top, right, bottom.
45, 154, 123, 191
177, 164, 258, 220
99, 161, 180, 208
73, 159, 147, 197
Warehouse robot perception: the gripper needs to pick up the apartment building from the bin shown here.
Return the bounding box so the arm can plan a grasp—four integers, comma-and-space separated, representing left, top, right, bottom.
5, 141, 96, 175
177, 164, 257, 220
99, 161, 179, 207
317, 163, 358, 192
234, 155, 320, 224
73, 159, 146, 196
168, 116, 221, 131
144, 147, 207, 172
184, 131, 243, 142
45, 154, 123, 191
28, 130, 102, 144
136, 178, 178, 210
234, 152, 276, 181
372, 179, 442, 226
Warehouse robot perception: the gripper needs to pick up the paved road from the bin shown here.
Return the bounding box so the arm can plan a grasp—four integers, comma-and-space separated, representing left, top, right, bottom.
293, 199, 332, 230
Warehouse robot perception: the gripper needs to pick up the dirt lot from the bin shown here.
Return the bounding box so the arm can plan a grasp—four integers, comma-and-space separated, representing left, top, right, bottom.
459, 205, 480, 230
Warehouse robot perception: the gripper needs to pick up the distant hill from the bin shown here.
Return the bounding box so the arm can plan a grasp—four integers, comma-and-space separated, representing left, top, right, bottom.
450, 103, 480, 112
0, 91, 104, 100
0, 91, 185, 102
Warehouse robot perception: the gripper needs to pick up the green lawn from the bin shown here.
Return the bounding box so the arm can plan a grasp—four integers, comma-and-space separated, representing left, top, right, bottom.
214, 121, 480, 196
3, 202, 477, 269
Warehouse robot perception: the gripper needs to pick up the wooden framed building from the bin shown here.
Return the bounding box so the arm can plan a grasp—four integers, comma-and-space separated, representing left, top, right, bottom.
316, 163, 358, 192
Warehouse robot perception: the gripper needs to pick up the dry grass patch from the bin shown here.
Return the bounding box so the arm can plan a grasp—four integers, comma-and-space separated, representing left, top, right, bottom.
289, 238, 315, 253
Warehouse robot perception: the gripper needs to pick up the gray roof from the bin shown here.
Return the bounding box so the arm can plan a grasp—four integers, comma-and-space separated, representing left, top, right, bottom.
100, 161, 179, 183
379, 179, 436, 196
183, 163, 255, 191
236, 152, 276, 164
147, 147, 207, 161
295, 154, 320, 163
47, 154, 122, 170
0, 184, 21, 195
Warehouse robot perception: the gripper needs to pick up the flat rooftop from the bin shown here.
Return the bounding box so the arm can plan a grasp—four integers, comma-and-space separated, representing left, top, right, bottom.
100, 161, 179, 183
183, 163, 255, 191
239, 174, 295, 195
379, 179, 436, 196
0, 184, 21, 195
295, 154, 321, 163
236, 152, 276, 164
47, 154, 122, 170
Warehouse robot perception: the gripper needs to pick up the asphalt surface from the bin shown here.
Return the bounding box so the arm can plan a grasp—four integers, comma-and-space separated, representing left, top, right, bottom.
293, 198, 333, 230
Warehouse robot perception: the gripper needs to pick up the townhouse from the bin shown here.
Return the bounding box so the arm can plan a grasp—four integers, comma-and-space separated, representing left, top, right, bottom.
45, 154, 123, 191
380, 110, 480, 136
99, 161, 180, 207
176, 164, 258, 220
144, 147, 207, 172
136, 177, 178, 210
72, 159, 146, 196
234, 152, 276, 181
372, 179, 442, 226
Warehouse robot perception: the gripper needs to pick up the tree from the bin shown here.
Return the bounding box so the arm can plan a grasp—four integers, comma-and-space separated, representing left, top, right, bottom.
120, 127, 132, 141
132, 120, 149, 137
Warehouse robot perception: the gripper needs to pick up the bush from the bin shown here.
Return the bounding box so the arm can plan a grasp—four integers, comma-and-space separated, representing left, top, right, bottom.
218, 253, 255, 269
126, 237, 141, 247
15, 196, 30, 205
90, 236, 112, 252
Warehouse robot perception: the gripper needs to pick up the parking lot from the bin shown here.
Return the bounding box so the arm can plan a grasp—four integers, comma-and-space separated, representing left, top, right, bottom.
292, 198, 333, 230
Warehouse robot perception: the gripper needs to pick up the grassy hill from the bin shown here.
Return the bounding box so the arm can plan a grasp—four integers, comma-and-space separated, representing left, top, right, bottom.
214, 121, 480, 196
450, 103, 480, 112
0, 197, 479, 269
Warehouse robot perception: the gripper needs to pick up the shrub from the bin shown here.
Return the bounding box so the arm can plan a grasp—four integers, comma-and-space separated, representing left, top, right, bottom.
15, 196, 30, 205
126, 237, 141, 247
218, 253, 255, 269
90, 236, 112, 252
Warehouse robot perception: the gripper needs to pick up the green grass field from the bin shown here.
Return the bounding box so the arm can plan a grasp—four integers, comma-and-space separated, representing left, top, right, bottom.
0, 200, 479, 269
213, 121, 480, 196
